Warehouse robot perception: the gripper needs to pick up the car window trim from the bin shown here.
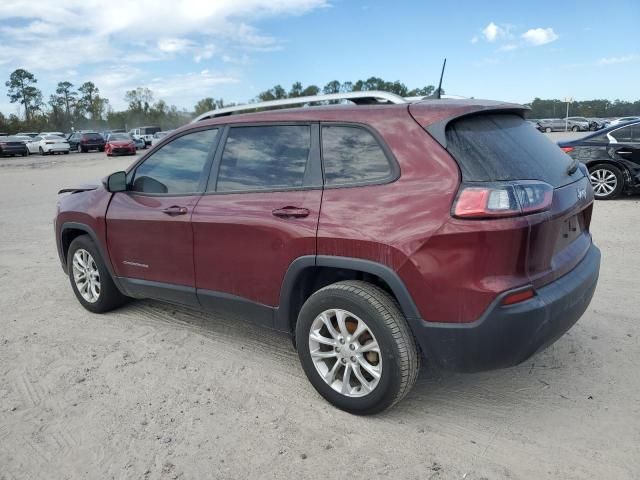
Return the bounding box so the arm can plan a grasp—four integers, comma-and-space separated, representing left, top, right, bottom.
203, 121, 322, 195
125, 125, 222, 197
319, 121, 400, 189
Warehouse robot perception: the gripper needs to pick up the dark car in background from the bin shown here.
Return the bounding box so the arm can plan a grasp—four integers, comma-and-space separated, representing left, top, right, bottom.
559, 121, 640, 199
0, 136, 29, 157
68, 132, 105, 153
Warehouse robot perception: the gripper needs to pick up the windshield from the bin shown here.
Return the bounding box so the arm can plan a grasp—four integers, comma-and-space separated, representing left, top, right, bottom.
109, 134, 131, 141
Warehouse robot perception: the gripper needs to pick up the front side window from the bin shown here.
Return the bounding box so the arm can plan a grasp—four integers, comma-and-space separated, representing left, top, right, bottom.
215, 125, 310, 192
321, 125, 392, 186
131, 129, 217, 194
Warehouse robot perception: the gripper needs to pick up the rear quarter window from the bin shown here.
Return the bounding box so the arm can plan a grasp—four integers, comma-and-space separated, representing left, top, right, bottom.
445, 114, 581, 187
321, 125, 393, 186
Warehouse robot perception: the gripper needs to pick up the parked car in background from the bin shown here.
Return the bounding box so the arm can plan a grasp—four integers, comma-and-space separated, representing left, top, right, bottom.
566, 117, 603, 131
16, 132, 38, 138
607, 116, 640, 128
558, 120, 640, 199
68, 132, 105, 153
0, 136, 29, 157
105, 133, 136, 156
14, 135, 33, 144
26, 135, 70, 155
55, 93, 600, 413
129, 126, 161, 145
132, 137, 146, 150
537, 118, 589, 132
151, 130, 171, 146
40, 131, 66, 137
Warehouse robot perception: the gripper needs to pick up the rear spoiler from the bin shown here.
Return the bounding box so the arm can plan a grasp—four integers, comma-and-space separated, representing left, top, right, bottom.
409, 99, 529, 149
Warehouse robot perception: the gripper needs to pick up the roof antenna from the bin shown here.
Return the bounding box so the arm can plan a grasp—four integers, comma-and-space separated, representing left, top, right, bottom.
436, 58, 446, 99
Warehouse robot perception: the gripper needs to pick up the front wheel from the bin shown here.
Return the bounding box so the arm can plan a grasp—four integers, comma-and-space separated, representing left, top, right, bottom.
296, 280, 420, 415
67, 235, 128, 313
545, 127, 552, 133
571, 126, 579, 132
589, 163, 624, 200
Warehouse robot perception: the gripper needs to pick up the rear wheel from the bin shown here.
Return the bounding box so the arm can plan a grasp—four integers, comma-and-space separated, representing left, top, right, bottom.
545, 127, 552, 133
39, 147, 44, 155
296, 280, 420, 414
67, 236, 128, 313
571, 126, 579, 132
589, 163, 624, 200
77, 144, 83, 153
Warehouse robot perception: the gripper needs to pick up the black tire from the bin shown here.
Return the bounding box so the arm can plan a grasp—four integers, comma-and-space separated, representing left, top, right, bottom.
67, 235, 128, 313
77, 144, 83, 153
545, 127, 552, 133
571, 125, 579, 132
296, 280, 420, 415
64, 151, 69, 154
588, 163, 624, 200
39, 147, 44, 155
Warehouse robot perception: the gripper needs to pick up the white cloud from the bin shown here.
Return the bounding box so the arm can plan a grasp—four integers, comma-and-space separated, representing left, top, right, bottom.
521, 27, 558, 46
482, 22, 506, 42
470, 36, 479, 44
194, 44, 217, 63
597, 54, 639, 65
157, 38, 195, 53
498, 44, 518, 52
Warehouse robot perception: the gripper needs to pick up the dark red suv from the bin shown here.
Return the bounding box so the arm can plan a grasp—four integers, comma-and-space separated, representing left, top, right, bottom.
55, 94, 600, 414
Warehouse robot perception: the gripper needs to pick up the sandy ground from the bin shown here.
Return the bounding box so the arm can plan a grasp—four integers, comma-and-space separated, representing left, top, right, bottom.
0, 146, 639, 480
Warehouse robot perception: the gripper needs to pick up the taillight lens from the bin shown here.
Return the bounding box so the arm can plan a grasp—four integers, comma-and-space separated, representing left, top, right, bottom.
561, 146, 574, 153
453, 181, 553, 219
501, 287, 536, 305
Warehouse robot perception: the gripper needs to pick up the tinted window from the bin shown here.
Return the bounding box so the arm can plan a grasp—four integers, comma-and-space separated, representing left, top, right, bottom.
132, 129, 217, 194
321, 126, 391, 185
215, 125, 310, 192
446, 114, 580, 187
610, 125, 634, 142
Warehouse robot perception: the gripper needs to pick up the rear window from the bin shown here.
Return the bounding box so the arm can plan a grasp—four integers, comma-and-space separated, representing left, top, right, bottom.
445, 114, 581, 187
83, 133, 102, 140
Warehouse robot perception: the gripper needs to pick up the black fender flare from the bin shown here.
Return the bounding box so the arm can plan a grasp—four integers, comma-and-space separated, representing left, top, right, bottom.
275, 255, 421, 333
59, 222, 124, 293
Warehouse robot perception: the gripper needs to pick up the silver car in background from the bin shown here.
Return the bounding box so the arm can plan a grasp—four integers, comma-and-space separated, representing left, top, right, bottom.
537, 118, 590, 132
151, 131, 172, 146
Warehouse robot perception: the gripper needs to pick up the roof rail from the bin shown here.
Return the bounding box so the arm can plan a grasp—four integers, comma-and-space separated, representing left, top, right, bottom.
192, 90, 408, 122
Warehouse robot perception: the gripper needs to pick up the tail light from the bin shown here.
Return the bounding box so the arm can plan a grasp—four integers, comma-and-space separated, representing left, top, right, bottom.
453, 181, 553, 219
561, 146, 574, 153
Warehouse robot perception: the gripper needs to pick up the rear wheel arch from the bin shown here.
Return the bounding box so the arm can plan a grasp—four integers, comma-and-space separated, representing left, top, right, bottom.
277, 256, 421, 339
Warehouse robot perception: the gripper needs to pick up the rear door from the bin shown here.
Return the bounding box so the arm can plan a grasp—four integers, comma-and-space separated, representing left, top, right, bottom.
106, 127, 220, 304
609, 123, 640, 163
191, 123, 322, 326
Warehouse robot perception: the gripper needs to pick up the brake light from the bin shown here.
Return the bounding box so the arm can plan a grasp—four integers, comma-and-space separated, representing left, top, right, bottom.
501, 287, 536, 305
561, 146, 574, 153
453, 181, 553, 219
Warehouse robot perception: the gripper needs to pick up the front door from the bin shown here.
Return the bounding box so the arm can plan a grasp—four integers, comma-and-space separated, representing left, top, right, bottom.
106, 127, 220, 305
192, 123, 322, 326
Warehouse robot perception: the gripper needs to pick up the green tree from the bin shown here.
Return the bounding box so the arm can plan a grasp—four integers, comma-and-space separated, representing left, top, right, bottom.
5, 69, 43, 122
79, 81, 108, 120
194, 97, 225, 116
125, 87, 154, 113
323, 80, 341, 94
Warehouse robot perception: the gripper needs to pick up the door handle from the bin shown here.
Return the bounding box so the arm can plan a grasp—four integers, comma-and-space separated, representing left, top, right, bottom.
162, 205, 188, 216
272, 206, 310, 218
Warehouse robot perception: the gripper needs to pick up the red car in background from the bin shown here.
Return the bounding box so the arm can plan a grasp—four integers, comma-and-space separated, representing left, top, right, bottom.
105, 133, 136, 156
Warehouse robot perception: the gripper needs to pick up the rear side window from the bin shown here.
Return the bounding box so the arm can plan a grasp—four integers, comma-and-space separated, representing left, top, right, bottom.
321, 126, 392, 186
215, 125, 310, 192
83, 133, 101, 140
445, 114, 580, 187
132, 129, 217, 194
610, 124, 639, 142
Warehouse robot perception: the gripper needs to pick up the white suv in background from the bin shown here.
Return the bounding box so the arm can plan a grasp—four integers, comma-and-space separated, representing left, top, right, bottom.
129, 126, 161, 146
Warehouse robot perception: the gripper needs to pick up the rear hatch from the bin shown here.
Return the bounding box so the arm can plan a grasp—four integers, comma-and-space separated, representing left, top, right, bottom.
437, 112, 593, 288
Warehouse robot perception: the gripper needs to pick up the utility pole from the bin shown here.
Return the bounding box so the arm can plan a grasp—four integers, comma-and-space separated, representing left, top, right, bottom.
563, 97, 573, 131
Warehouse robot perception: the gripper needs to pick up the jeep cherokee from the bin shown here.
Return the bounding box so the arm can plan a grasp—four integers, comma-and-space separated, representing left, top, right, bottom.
55, 94, 600, 414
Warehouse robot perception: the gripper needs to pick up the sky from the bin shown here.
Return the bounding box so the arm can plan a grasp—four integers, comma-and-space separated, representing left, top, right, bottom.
0, 0, 639, 115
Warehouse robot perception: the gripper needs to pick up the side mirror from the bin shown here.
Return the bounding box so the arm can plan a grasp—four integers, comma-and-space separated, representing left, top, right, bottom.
106, 171, 127, 192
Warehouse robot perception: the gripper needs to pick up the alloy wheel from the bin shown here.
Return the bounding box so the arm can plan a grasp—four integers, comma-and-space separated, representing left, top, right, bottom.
308, 308, 382, 397
72, 249, 101, 303
589, 168, 617, 197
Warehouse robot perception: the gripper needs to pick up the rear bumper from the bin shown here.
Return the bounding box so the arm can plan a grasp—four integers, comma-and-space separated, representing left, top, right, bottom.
413, 244, 600, 372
